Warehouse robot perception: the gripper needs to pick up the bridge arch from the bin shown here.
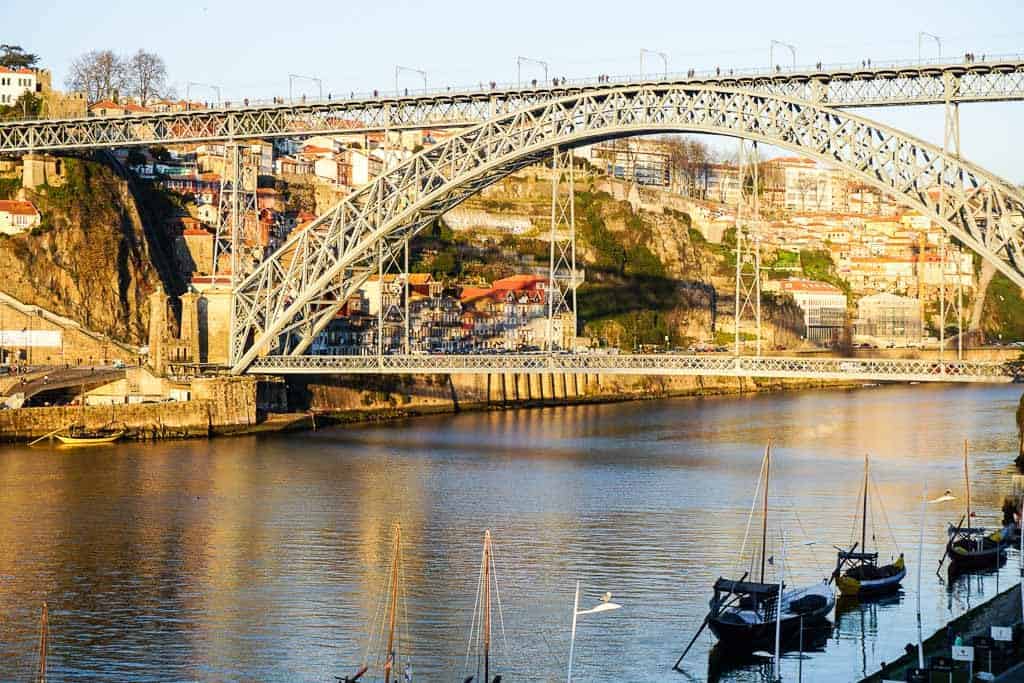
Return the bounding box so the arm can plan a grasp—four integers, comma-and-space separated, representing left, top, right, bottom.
230, 84, 1024, 373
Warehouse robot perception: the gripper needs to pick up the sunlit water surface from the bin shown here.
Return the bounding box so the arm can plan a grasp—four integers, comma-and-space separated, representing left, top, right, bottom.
1, 383, 1023, 682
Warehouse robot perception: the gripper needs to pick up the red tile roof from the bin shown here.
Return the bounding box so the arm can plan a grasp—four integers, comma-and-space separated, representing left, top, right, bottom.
0, 200, 38, 216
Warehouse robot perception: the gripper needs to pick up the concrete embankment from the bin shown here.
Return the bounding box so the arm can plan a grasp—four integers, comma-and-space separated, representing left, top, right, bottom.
0, 370, 864, 443
286, 371, 863, 426
860, 584, 1023, 682
0, 377, 259, 441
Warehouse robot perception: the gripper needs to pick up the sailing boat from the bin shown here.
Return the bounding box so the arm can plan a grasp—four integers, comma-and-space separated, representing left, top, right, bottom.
944, 440, 1008, 571
337, 524, 409, 683
833, 455, 906, 597
54, 385, 124, 446
705, 442, 835, 649
463, 530, 504, 683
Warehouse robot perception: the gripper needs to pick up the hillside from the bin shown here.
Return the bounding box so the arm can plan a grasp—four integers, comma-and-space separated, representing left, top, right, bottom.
417, 168, 806, 350
0, 156, 184, 345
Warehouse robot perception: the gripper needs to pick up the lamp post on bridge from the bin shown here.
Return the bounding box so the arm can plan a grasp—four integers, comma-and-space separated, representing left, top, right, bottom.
917, 32, 942, 62
640, 49, 669, 79
517, 56, 549, 87
185, 81, 221, 109
394, 66, 427, 95
769, 40, 797, 71
289, 74, 323, 102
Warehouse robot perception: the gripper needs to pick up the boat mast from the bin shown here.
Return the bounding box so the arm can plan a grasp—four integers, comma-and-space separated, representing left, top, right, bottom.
483, 529, 492, 683
760, 442, 771, 584
964, 440, 971, 527
36, 601, 48, 683
861, 454, 869, 556
384, 524, 401, 683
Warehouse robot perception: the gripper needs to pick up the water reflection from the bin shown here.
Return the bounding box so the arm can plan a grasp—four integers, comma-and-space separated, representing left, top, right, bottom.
0, 384, 1021, 681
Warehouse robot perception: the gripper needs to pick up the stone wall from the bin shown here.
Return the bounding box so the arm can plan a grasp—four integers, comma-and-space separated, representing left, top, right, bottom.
289, 371, 857, 419
0, 292, 138, 367
0, 400, 211, 441
0, 376, 260, 441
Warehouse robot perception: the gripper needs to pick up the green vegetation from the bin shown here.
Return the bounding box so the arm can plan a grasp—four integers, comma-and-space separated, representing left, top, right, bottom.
0, 176, 20, 199
982, 271, 1024, 342
799, 249, 851, 296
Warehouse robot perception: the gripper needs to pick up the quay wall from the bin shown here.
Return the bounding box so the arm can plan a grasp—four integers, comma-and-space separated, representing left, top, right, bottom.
0, 377, 258, 441
289, 371, 860, 422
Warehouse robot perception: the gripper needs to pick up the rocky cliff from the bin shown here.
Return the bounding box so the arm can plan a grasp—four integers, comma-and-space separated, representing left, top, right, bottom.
0, 155, 184, 345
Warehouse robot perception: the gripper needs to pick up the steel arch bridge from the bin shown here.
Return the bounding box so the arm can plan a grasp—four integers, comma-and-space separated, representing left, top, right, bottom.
2, 58, 1024, 153
229, 83, 1024, 374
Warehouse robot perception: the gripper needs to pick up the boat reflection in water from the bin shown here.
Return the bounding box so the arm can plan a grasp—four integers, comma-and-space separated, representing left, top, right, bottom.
834, 593, 906, 680
706, 619, 833, 683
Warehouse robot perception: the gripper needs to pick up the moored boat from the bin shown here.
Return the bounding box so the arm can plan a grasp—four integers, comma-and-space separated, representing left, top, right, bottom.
943, 441, 1009, 573
833, 455, 906, 598
54, 426, 124, 446
703, 442, 835, 651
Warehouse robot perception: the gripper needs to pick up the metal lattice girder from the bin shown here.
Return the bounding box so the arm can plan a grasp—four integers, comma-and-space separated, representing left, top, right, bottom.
547, 147, 576, 350
4, 60, 1024, 153
733, 140, 762, 356
230, 84, 1024, 373
213, 142, 260, 279
244, 353, 1016, 384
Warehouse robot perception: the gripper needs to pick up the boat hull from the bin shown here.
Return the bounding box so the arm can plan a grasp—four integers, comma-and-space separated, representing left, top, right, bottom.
836, 558, 906, 598
708, 585, 835, 650
946, 543, 1006, 570
55, 430, 124, 446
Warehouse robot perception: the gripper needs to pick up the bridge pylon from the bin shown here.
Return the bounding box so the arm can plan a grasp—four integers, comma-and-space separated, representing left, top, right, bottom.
547, 147, 577, 351
212, 141, 259, 282
733, 140, 762, 356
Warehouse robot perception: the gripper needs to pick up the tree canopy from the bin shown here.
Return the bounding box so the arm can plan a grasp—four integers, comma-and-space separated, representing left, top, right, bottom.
0, 45, 40, 69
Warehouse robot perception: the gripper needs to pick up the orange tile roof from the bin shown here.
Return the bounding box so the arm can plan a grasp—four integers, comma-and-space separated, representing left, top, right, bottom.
0, 67, 34, 75
0, 200, 38, 216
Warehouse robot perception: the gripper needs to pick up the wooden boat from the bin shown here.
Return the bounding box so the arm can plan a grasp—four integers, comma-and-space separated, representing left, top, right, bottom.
336, 524, 411, 683
463, 530, 503, 683
833, 455, 906, 598
703, 442, 835, 651
54, 426, 124, 446
943, 441, 1009, 572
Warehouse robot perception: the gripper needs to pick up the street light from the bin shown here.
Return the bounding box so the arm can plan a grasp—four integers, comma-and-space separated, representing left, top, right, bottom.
918, 32, 942, 62
517, 56, 549, 88
394, 66, 427, 95
916, 486, 956, 670
770, 40, 797, 70
640, 49, 669, 80
186, 81, 221, 108
567, 581, 622, 683
289, 74, 323, 102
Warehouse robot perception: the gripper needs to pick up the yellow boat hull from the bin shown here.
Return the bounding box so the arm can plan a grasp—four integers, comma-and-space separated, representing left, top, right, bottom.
54, 430, 124, 446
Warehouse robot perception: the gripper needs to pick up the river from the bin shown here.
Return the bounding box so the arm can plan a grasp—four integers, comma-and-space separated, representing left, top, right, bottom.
1, 383, 1023, 682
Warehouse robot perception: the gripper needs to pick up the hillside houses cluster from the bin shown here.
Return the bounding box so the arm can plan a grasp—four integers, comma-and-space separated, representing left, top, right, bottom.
311, 273, 574, 354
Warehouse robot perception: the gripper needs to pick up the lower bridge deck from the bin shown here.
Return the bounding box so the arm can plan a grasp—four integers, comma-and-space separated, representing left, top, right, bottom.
245, 354, 1018, 383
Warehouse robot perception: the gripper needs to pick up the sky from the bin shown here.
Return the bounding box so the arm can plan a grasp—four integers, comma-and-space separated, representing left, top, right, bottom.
6, 0, 1024, 180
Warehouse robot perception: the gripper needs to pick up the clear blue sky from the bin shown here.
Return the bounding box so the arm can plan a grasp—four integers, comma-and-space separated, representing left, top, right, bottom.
7, 0, 1024, 180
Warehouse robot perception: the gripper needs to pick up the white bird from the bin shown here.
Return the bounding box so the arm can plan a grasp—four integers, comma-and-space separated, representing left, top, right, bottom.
600, 592, 612, 603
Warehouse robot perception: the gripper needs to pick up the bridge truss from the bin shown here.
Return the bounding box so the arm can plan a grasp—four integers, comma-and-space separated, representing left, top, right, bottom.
246, 353, 1016, 383
2, 60, 1024, 153
227, 83, 1024, 373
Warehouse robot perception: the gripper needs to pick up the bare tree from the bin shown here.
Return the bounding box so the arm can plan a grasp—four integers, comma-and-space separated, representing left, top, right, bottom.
126, 50, 170, 105
65, 50, 127, 103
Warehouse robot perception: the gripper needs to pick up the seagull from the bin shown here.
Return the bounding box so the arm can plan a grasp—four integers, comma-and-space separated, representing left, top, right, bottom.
600, 592, 612, 603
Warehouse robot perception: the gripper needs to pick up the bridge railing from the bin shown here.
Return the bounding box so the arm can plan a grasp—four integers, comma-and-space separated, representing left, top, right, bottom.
4, 52, 1024, 125
245, 353, 1018, 383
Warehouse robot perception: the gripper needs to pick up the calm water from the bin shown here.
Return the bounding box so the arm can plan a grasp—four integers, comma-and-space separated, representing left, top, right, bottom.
2, 384, 1024, 682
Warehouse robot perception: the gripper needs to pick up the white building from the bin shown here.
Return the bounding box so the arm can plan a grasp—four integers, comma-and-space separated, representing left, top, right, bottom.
772, 278, 847, 344
0, 67, 37, 107
0, 200, 41, 235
